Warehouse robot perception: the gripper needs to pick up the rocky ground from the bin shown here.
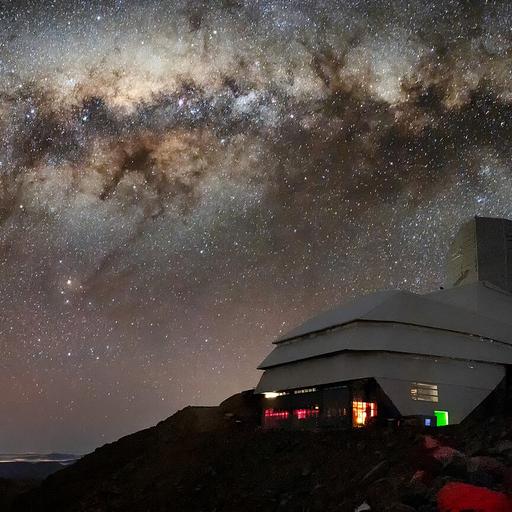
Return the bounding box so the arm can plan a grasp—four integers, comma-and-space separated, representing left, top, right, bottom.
5, 391, 512, 511
0, 479, 38, 510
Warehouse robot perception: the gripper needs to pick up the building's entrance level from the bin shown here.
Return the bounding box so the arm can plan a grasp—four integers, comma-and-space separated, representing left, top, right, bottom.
262, 385, 349, 429
261, 380, 381, 429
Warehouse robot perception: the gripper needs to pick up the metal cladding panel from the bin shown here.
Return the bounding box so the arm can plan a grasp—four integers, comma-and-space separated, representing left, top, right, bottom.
256, 351, 503, 394
475, 217, 512, 294
428, 282, 512, 326
445, 217, 512, 294
362, 292, 512, 344
258, 321, 512, 370
276, 288, 512, 346
376, 376, 503, 424
277, 290, 401, 342
446, 218, 478, 289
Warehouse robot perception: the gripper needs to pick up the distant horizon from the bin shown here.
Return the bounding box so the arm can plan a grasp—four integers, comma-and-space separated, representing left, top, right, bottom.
0, 454, 80, 463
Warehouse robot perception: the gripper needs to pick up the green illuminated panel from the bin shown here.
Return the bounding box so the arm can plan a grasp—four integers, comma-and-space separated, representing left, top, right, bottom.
434, 410, 449, 427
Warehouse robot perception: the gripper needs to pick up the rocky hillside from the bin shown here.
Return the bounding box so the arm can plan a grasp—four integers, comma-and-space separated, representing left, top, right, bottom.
8, 391, 512, 512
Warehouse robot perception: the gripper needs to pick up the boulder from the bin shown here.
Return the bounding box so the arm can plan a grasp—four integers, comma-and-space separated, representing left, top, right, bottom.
494, 440, 512, 454
385, 504, 417, 512
362, 461, 388, 482
431, 446, 464, 466
467, 456, 505, 476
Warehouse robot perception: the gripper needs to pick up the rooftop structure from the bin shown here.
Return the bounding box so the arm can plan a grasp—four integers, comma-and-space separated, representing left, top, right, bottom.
447, 216, 512, 293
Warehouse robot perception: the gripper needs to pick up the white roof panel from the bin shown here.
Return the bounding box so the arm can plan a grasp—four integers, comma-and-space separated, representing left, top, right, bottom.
427, 281, 512, 325
259, 321, 512, 369
276, 287, 512, 346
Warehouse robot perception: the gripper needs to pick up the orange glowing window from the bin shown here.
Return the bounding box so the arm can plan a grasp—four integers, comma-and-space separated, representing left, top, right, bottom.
352, 401, 377, 427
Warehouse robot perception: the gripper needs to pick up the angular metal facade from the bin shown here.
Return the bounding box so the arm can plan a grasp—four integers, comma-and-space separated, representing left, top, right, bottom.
256, 217, 512, 427
257, 349, 505, 425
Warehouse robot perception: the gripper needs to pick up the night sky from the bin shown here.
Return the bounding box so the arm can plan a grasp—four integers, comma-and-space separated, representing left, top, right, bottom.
1, 0, 511, 454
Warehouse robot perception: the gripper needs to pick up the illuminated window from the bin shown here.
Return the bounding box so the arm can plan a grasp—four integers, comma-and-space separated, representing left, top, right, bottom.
293, 387, 317, 394
264, 391, 287, 399
293, 407, 320, 420
410, 382, 439, 402
434, 410, 449, 427
352, 401, 377, 427
263, 409, 289, 420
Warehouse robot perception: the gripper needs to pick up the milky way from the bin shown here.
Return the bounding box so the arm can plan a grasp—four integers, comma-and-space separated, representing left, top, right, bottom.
1, 0, 512, 452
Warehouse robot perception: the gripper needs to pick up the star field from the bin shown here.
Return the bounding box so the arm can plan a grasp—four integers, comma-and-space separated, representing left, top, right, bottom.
1, 0, 512, 452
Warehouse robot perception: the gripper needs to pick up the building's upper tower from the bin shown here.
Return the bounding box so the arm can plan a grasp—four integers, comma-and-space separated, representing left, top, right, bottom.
446, 216, 512, 293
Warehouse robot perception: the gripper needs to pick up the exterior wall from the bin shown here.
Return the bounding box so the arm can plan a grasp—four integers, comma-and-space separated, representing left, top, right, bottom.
261, 379, 386, 429
376, 377, 497, 424
256, 351, 505, 424
475, 217, 512, 293
262, 384, 351, 429
447, 216, 512, 293
447, 218, 478, 288
260, 321, 512, 369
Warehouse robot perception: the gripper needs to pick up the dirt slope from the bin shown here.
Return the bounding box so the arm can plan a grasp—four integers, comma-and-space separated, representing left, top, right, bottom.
10, 391, 512, 512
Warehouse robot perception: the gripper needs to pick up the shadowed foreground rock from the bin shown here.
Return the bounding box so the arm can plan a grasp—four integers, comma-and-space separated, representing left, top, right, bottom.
8, 391, 512, 512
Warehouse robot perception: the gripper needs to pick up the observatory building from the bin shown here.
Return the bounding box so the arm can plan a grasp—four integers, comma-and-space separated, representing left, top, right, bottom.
256, 216, 512, 429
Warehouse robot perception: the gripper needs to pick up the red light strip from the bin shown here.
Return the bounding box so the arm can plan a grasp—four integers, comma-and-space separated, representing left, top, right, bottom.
264, 409, 290, 419
293, 408, 320, 420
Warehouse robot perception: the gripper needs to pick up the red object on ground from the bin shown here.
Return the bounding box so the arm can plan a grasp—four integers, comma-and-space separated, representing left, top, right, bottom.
424, 435, 440, 450
438, 482, 512, 512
